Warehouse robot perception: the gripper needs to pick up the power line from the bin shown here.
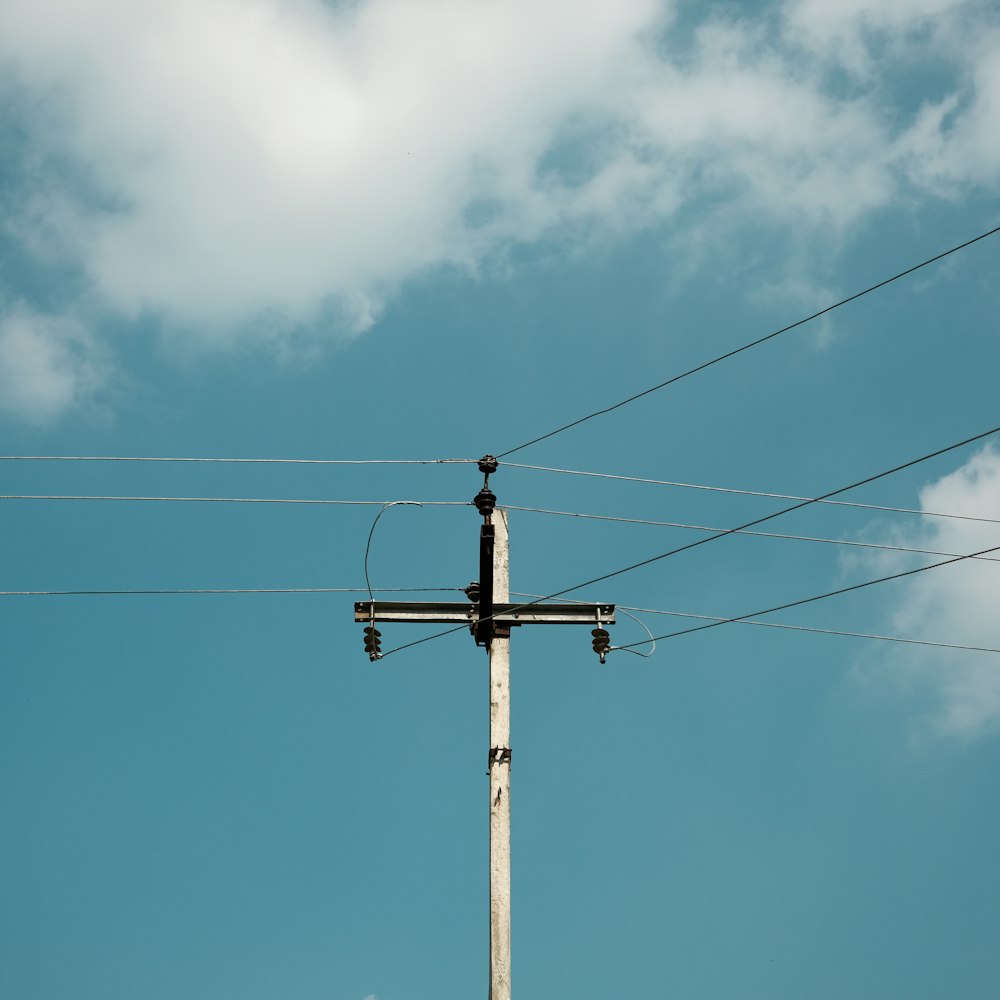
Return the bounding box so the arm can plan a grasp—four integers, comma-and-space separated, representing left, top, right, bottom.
379, 425, 1000, 659
605, 607, 656, 658
364, 502, 423, 605
629, 611, 1000, 655
0, 587, 464, 597
501, 463, 1000, 526
613, 541, 1000, 651
496, 224, 1000, 458
503, 504, 1000, 562
510, 593, 1000, 656
6, 582, 993, 654
0, 495, 469, 506
0, 456, 475, 465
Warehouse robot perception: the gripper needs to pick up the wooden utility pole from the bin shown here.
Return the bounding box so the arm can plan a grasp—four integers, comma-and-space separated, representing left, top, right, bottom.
355, 456, 615, 998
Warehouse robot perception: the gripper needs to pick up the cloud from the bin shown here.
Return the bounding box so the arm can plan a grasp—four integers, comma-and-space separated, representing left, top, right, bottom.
0, 0, 997, 417
0, 305, 108, 422
898, 42, 1000, 193
784, 0, 975, 76
854, 446, 1000, 741
0, 0, 663, 341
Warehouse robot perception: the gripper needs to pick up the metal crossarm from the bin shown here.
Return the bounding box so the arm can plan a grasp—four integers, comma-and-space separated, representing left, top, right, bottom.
354, 600, 615, 627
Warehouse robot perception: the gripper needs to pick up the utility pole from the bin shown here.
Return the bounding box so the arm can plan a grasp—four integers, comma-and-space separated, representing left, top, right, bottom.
489, 504, 510, 1000
355, 457, 615, 999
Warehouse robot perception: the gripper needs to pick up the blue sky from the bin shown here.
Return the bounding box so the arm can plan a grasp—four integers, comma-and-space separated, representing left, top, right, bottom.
1, 1, 999, 998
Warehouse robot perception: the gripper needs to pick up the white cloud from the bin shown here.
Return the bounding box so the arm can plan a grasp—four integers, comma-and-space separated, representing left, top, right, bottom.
784, 0, 974, 76
0, 0, 997, 412
623, 16, 898, 228
0, 0, 663, 341
897, 41, 1000, 194
0, 306, 107, 422
855, 446, 1000, 741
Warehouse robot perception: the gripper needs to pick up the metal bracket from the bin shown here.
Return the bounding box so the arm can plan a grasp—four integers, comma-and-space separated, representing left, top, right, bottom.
489, 747, 512, 768
476, 523, 495, 646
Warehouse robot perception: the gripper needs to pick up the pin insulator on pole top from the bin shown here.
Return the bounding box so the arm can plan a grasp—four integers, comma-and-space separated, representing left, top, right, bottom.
478, 455, 499, 476
473, 486, 497, 518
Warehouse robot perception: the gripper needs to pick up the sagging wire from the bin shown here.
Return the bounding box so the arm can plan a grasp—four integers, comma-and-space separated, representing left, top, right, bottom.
364, 501, 424, 606
363, 501, 423, 660
514, 592, 1000, 656
510, 591, 655, 660
611, 608, 657, 658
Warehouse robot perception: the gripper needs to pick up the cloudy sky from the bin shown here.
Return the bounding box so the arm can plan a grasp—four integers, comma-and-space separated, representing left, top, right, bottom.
2, 1, 999, 998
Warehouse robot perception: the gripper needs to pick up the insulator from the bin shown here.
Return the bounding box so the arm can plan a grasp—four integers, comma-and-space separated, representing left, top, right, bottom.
464, 581, 481, 603
473, 487, 497, 517
591, 627, 610, 663
478, 455, 499, 476
363, 625, 382, 661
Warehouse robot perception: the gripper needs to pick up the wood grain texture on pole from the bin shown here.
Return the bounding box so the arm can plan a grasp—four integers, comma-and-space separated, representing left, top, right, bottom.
489, 507, 511, 1000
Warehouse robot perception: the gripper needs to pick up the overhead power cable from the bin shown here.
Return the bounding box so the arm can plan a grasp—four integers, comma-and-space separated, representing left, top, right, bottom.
502, 463, 1000, 526
613, 541, 1000, 652
496, 224, 1000, 458
0, 456, 474, 465
378, 424, 1000, 659
610, 608, 657, 658
0, 495, 468, 506
503, 504, 1000, 562
510, 593, 1000, 656
626, 609, 1000, 655
364, 502, 423, 605
5, 582, 992, 654
0, 587, 464, 597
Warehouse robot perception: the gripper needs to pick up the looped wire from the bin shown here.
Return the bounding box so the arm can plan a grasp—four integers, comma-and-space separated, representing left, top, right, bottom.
610, 608, 656, 658
364, 501, 423, 606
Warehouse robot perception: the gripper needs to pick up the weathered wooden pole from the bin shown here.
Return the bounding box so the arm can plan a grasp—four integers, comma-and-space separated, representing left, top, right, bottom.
489, 507, 511, 1000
